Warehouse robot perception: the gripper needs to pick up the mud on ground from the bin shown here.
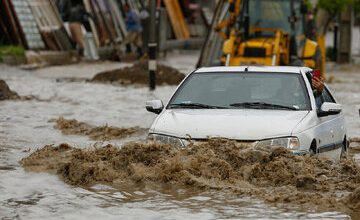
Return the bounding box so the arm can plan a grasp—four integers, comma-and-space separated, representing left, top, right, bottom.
50, 117, 147, 141
90, 61, 185, 86
21, 139, 360, 216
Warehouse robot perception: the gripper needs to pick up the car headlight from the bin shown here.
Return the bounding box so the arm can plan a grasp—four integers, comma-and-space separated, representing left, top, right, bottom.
147, 134, 185, 148
255, 137, 300, 150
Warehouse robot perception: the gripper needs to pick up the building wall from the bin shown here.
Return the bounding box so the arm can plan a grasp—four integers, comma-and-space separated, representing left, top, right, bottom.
326, 25, 360, 59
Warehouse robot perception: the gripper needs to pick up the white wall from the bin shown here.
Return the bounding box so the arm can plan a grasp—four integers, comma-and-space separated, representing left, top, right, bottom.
353, 26, 360, 56
325, 25, 360, 57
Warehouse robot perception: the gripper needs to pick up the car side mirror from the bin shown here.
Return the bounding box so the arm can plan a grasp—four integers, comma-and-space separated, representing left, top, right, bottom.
146, 100, 164, 114
317, 102, 342, 117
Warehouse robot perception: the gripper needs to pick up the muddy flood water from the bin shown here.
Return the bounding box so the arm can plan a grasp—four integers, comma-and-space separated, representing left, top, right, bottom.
0, 57, 360, 219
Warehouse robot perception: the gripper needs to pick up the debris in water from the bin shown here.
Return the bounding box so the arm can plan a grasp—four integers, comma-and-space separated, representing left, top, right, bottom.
20, 139, 360, 215
50, 117, 147, 141
0, 79, 20, 100
0, 79, 49, 101
90, 61, 185, 86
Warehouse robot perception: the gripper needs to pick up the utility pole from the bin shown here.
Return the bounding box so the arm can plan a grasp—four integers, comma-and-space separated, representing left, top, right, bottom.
148, 0, 157, 90
338, 5, 353, 63
333, 19, 338, 62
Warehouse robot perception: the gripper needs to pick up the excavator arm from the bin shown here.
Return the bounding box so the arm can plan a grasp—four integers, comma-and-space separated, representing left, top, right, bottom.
214, 0, 242, 39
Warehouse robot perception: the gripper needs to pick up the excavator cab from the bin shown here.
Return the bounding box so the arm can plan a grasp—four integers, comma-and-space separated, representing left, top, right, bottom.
199, 0, 324, 74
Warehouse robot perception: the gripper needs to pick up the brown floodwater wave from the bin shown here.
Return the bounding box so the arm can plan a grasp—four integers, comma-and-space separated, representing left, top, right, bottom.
20, 139, 360, 216
351, 137, 360, 143
50, 117, 147, 141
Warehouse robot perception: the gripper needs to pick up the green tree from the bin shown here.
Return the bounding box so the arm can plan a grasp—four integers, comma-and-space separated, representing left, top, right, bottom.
316, 0, 359, 34
318, 0, 360, 14
317, 0, 349, 15
354, 0, 360, 14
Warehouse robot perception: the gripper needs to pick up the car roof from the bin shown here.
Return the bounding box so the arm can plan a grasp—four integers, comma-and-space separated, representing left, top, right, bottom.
195, 66, 312, 74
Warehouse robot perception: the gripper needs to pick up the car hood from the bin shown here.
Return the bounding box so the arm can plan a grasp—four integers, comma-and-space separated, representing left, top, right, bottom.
150, 109, 309, 140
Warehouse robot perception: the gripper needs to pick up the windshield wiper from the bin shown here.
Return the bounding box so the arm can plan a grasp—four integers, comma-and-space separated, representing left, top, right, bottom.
229, 102, 298, 110
168, 103, 228, 109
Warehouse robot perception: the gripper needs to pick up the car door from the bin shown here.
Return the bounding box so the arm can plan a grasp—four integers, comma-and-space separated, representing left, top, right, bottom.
315, 87, 344, 155
322, 87, 345, 147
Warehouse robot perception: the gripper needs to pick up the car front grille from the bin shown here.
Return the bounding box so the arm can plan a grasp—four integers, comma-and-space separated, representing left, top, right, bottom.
182, 138, 256, 147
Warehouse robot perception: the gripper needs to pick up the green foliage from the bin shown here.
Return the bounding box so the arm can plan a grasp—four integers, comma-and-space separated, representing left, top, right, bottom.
0, 45, 25, 62
354, 0, 360, 14
318, 0, 360, 14
304, 0, 313, 11
317, 0, 349, 15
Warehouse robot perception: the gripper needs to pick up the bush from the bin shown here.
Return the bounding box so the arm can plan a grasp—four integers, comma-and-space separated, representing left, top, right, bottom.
0, 45, 25, 62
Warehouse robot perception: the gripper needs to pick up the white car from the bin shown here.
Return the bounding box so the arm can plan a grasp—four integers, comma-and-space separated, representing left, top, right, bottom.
146, 66, 348, 159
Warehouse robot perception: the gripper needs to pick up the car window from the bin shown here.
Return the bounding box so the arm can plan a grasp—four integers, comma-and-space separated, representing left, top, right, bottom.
315, 88, 336, 110
322, 88, 336, 103
304, 71, 335, 109
315, 94, 324, 109
169, 72, 311, 110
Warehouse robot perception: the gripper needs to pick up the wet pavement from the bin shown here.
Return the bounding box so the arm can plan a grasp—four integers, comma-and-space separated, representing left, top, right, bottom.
327, 66, 360, 138
0, 54, 359, 219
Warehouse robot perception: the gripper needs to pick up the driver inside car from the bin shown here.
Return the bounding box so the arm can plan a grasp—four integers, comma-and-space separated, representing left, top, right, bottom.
306, 72, 325, 108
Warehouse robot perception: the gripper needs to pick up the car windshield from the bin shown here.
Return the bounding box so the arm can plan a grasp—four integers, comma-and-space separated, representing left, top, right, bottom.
168, 72, 311, 111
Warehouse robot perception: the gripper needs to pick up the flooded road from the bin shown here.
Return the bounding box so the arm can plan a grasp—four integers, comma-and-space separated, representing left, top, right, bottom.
0, 57, 359, 219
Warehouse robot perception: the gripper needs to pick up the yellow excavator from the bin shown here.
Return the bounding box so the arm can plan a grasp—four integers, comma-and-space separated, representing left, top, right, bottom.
198, 0, 325, 76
